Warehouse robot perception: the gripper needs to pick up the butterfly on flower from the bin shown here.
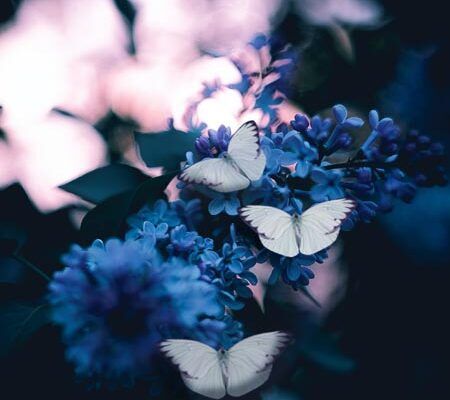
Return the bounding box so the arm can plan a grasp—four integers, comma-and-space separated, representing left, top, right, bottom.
179, 121, 266, 192
161, 331, 291, 399
240, 199, 355, 257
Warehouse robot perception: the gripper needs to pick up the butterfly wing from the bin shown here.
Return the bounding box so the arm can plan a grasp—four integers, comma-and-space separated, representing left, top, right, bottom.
228, 121, 266, 181
160, 339, 226, 399
240, 206, 299, 257
179, 157, 250, 192
225, 331, 291, 397
298, 198, 355, 255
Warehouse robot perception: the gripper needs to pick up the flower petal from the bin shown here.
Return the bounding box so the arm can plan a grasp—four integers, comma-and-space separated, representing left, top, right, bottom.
208, 197, 225, 215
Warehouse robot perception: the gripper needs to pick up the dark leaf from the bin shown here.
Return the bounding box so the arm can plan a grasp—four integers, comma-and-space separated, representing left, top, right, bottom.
0, 256, 28, 285
129, 172, 178, 212
60, 164, 148, 204
80, 172, 177, 243
0, 301, 51, 358
300, 331, 355, 373
80, 190, 136, 243
135, 129, 199, 171
0, 224, 27, 256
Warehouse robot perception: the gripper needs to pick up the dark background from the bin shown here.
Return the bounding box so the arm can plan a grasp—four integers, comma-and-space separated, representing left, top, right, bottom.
1, 0, 449, 399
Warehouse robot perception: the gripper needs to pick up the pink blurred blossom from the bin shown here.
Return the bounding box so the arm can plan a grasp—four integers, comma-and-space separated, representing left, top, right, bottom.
106, 59, 180, 131
294, 0, 382, 26
2, 113, 107, 212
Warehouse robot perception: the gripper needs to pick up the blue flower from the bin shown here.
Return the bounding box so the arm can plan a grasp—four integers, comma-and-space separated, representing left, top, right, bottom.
48, 238, 224, 380
399, 130, 447, 187
168, 225, 199, 254
172, 199, 203, 230
127, 199, 180, 229
280, 131, 318, 177
208, 193, 241, 216
306, 115, 332, 145
261, 140, 284, 173
310, 167, 345, 201
290, 113, 309, 132
219, 243, 250, 274
126, 221, 168, 252
384, 171, 417, 203
194, 125, 232, 158
265, 252, 324, 289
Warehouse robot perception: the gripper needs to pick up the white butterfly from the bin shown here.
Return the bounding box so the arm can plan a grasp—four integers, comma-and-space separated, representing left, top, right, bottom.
179, 121, 266, 193
160, 331, 290, 399
240, 199, 355, 257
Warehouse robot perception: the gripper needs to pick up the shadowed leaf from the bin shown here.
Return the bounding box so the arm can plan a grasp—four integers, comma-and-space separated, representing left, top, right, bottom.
59, 164, 148, 204
135, 129, 199, 171
0, 301, 51, 358
80, 172, 177, 243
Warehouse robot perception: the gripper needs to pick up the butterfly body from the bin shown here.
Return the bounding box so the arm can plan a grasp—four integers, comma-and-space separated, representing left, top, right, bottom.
180, 121, 266, 193
161, 331, 290, 399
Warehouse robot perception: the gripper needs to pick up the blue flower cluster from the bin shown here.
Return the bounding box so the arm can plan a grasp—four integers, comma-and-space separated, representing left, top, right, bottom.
48, 199, 248, 381
180, 104, 447, 289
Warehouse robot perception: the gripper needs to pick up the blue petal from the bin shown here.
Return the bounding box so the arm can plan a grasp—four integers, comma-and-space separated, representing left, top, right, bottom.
239, 271, 258, 285
287, 262, 302, 281
295, 161, 310, 178
242, 256, 257, 269
218, 291, 245, 310
310, 185, 328, 201
368, 109, 379, 129
232, 246, 248, 258
333, 104, 347, 123
328, 186, 345, 199
143, 221, 156, 234
208, 198, 225, 215
279, 151, 298, 166
125, 229, 141, 241
235, 284, 253, 299
228, 260, 244, 273
268, 266, 281, 285
342, 117, 364, 129
155, 223, 168, 236
224, 196, 240, 216
291, 198, 303, 214
311, 168, 329, 184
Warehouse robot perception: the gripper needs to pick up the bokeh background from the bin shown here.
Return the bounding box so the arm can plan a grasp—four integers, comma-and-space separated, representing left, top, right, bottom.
1, 0, 449, 399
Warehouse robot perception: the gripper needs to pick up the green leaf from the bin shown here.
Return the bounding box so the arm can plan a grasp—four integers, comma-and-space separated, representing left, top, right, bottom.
80, 172, 177, 243
0, 301, 51, 358
135, 129, 199, 171
59, 164, 148, 204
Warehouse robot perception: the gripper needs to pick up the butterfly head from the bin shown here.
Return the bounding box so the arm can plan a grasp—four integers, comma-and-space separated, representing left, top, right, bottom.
218, 348, 228, 360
